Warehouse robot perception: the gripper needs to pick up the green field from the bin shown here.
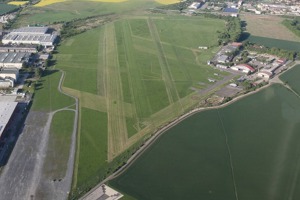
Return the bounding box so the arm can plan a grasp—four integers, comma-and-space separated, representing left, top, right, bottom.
0, 3, 17, 15
76, 108, 108, 188
54, 15, 229, 194
248, 35, 300, 52
109, 83, 300, 200
31, 69, 75, 111
280, 65, 300, 94
16, 0, 159, 26
43, 110, 75, 179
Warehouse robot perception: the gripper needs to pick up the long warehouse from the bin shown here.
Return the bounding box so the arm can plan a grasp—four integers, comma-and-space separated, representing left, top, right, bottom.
0, 102, 18, 140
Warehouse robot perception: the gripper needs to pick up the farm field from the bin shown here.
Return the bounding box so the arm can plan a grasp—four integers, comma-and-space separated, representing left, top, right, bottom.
247, 35, 300, 52
33, 0, 176, 7
109, 83, 300, 200
280, 65, 300, 94
8, 1, 28, 5
16, 0, 160, 25
241, 14, 300, 42
0, 3, 17, 15
54, 15, 230, 195
31, 69, 75, 112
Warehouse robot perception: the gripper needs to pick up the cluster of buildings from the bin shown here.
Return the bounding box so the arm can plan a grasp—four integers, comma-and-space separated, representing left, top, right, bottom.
0, 51, 30, 88
243, 1, 300, 16
209, 43, 289, 83
186, 0, 299, 17
0, 26, 58, 147
0, 26, 57, 88
203, 1, 243, 17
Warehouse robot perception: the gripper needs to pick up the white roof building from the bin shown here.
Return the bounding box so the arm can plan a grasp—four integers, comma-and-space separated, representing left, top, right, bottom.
0, 102, 17, 139
0, 69, 19, 81
258, 70, 273, 79
2, 26, 57, 47
231, 64, 255, 73
188, 2, 201, 9
0, 78, 14, 88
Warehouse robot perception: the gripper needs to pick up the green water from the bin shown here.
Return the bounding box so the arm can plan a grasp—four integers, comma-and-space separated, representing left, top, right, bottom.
110, 81, 300, 200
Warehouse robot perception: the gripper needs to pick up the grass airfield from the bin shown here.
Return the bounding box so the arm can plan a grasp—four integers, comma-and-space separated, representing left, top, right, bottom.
16, 0, 179, 26
53, 15, 228, 193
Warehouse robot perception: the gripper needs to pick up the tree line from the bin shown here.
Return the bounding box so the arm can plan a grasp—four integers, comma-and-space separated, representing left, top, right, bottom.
283, 17, 300, 38
244, 42, 298, 60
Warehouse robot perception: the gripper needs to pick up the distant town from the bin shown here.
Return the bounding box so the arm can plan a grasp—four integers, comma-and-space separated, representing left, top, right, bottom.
182, 0, 300, 17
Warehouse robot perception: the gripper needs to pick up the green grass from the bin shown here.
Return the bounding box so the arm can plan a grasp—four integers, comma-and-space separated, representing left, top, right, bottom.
129, 19, 152, 39
280, 64, 300, 95
16, 0, 160, 26
154, 17, 224, 48
248, 35, 300, 52
282, 19, 300, 38
77, 108, 108, 187
54, 16, 228, 193
43, 110, 75, 179
126, 117, 138, 138
56, 27, 102, 95
31, 69, 74, 111
0, 3, 17, 15
110, 84, 300, 200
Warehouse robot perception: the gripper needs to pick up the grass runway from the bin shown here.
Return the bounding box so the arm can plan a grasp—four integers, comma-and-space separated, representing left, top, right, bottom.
54, 15, 227, 192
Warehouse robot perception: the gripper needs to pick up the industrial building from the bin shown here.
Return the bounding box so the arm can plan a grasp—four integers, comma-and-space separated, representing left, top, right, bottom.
0, 102, 18, 140
2, 26, 58, 47
0, 45, 37, 53
0, 77, 14, 88
0, 52, 30, 69
188, 2, 202, 9
217, 55, 229, 63
223, 8, 239, 17
0, 68, 19, 81
257, 70, 273, 79
231, 64, 255, 73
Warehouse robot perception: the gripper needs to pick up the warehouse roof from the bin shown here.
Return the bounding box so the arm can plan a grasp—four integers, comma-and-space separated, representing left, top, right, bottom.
2, 33, 57, 44
11, 27, 49, 34
0, 52, 30, 63
223, 8, 239, 13
0, 68, 19, 74
0, 102, 17, 138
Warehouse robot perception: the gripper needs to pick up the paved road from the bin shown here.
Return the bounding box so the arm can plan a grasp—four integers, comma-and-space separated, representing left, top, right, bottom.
0, 70, 79, 200
0, 111, 49, 200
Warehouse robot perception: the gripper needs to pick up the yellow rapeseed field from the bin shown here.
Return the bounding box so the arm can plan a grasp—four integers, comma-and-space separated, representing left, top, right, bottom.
89, 0, 127, 2
34, 0, 127, 7
155, 0, 180, 5
8, 1, 28, 5
34, 0, 67, 7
